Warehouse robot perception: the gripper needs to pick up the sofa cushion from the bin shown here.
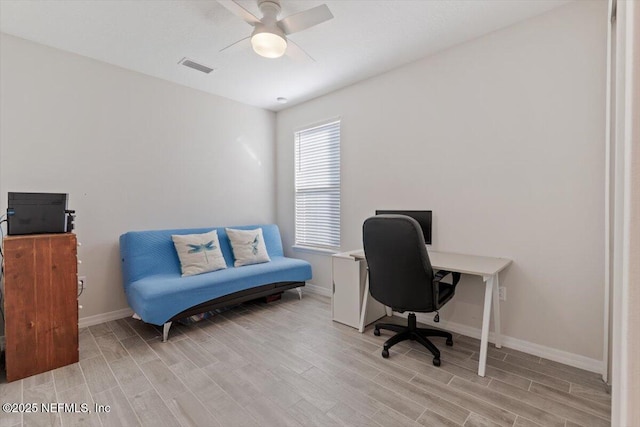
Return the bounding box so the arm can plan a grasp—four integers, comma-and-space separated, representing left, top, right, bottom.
120, 224, 286, 287
125, 256, 312, 325
226, 227, 271, 267
172, 230, 227, 276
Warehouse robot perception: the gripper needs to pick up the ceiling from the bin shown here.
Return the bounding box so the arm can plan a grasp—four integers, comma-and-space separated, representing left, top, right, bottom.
0, 0, 570, 111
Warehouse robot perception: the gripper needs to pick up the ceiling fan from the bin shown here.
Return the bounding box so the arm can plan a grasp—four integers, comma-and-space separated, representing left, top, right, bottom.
218, 0, 333, 60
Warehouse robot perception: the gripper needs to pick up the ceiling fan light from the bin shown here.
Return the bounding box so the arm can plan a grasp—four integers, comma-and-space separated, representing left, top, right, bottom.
251, 31, 287, 58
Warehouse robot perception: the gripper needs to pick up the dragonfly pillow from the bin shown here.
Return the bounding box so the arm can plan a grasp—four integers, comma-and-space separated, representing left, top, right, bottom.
172, 230, 227, 276
226, 228, 271, 267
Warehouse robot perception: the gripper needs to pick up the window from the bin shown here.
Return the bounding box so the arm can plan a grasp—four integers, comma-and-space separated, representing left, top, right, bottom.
294, 119, 341, 250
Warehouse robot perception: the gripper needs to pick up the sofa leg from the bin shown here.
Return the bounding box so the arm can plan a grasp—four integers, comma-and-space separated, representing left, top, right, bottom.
297, 288, 303, 300
162, 321, 172, 342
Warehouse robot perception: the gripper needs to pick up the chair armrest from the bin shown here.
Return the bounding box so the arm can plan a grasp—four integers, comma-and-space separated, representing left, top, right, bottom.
434, 270, 461, 287
432, 270, 460, 309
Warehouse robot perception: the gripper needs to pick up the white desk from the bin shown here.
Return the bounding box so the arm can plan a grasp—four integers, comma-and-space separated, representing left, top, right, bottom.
349, 249, 512, 377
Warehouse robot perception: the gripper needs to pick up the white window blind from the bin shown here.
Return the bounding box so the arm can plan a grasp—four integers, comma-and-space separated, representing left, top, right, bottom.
295, 119, 341, 249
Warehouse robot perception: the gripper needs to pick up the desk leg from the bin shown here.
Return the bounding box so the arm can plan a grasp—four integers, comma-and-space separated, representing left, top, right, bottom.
358, 269, 369, 333
492, 274, 502, 349
478, 275, 495, 377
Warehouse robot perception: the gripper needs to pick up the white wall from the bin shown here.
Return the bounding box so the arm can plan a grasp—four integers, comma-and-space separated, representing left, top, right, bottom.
276, 0, 607, 362
0, 34, 276, 326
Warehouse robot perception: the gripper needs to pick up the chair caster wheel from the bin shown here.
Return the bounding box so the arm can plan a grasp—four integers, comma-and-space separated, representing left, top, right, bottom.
446, 338, 453, 346
381, 349, 389, 358
374, 329, 380, 336
433, 358, 441, 367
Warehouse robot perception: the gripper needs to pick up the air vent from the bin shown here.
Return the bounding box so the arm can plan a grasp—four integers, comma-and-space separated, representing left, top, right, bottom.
178, 58, 215, 74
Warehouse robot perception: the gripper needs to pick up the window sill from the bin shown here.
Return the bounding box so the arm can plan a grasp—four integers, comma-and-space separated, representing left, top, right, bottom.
292, 245, 339, 256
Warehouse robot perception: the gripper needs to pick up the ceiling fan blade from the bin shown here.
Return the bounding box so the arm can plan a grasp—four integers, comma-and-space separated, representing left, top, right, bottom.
217, 0, 261, 26
278, 4, 333, 35
219, 36, 251, 53
285, 39, 316, 62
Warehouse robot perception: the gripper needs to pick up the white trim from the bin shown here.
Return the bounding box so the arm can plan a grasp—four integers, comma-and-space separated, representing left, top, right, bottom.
397, 312, 603, 374
603, 0, 615, 385
5, 298, 602, 374
78, 286, 331, 329
292, 245, 338, 256
0, 310, 134, 346
300, 282, 332, 297
0, 309, 134, 343
617, 1, 638, 422
78, 286, 331, 330
610, 0, 640, 424
78, 307, 134, 329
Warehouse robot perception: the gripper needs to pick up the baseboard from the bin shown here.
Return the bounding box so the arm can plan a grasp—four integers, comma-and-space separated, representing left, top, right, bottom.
403, 312, 604, 374
0, 309, 134, 344
78, 285, 331, 328
73, 285, 330, 329
300, 286, 602, 373
302, 282, 332, 298
78, 307, 134, 329
9, 294, 604, 375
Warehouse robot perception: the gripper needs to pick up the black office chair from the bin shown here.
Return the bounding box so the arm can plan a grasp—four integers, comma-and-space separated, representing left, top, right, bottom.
363, 215, 460, 366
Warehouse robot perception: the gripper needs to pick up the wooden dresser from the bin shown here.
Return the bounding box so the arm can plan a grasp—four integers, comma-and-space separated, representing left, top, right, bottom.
3, 233, 79, 382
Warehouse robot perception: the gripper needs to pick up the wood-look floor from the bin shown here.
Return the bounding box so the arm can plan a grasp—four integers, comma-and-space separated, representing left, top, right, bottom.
0, 292, 610, 427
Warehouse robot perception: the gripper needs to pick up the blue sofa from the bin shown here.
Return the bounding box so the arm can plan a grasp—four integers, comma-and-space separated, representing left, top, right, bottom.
119, 224, 312, 341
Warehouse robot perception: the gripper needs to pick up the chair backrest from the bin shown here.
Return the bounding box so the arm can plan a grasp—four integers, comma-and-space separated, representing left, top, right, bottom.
363, 215, 436, 312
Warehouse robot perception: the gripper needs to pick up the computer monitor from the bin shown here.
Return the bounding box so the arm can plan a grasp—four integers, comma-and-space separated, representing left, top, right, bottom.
375, 210, 432, 244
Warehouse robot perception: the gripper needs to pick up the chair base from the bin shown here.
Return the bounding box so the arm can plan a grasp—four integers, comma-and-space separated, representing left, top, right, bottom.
374, 313, 453, 366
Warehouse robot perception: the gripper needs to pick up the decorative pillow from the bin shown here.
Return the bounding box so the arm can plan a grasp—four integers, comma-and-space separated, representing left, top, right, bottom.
225, 227, 271, 267
172, 230, 227, 276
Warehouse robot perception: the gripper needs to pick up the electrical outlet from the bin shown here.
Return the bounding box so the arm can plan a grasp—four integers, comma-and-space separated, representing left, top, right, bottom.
498, 286, 506, 301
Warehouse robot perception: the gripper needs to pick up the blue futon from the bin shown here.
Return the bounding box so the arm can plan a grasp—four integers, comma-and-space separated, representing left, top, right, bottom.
119, 224, 312, 341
